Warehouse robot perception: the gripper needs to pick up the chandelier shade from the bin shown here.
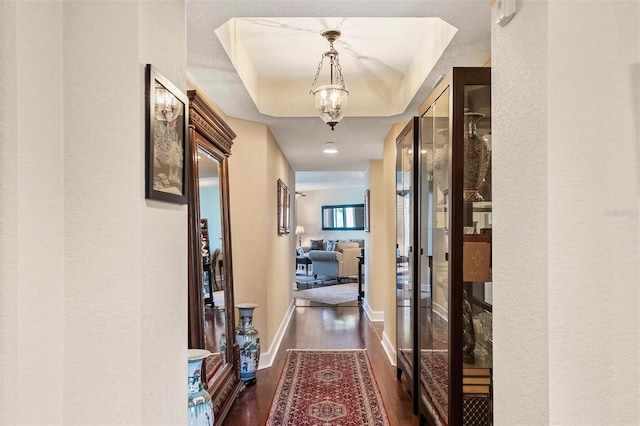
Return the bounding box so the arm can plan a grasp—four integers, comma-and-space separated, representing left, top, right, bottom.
310, 30, 349, 130
312, 85, 349, 129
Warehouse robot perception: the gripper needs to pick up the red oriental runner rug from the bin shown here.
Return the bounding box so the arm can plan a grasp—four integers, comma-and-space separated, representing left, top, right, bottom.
266, 349, 390, 426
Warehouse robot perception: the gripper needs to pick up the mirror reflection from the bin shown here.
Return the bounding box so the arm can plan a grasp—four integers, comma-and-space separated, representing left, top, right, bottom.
198, 146, 227, 385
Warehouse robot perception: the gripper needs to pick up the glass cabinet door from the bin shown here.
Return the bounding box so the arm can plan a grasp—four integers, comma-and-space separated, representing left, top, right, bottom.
419, 87, 451, 425
396, 119, 417, 403
460, 82, 492, 425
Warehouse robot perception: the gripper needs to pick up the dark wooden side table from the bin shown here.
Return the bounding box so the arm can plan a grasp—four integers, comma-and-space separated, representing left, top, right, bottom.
296, 256, 312, 275
357, 255, 364, 301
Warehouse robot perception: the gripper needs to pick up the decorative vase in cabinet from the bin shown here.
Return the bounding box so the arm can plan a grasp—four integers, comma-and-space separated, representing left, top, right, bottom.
463, 109, 491, 202
235, 303, 261, 385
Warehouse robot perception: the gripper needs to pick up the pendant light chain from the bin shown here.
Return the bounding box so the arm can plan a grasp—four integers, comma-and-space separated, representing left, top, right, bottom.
333, 51, 346, 89
310, 55, 324, 94
310, 41, 346, 92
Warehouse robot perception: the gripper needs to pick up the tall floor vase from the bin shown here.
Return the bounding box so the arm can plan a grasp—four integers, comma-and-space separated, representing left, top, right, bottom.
188, 349, 214, 426
235, 303, 261, 386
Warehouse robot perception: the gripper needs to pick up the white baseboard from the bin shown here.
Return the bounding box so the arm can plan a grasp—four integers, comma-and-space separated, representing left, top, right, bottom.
257, 299, 295, 370
363, 300, 384, 322
381, 330, 397, 367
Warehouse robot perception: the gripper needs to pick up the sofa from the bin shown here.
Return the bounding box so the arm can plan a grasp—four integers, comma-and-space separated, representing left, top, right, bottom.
298, 239, 364, 282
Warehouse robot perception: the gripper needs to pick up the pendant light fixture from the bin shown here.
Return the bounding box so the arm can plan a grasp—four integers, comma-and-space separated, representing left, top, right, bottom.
310, 30, 349, 131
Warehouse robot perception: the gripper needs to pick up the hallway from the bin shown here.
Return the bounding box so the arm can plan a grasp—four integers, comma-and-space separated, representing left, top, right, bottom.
223, 305, 419, 425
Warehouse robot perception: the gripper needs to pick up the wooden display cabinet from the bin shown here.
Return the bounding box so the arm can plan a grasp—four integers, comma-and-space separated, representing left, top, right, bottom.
396, 67, 492, 426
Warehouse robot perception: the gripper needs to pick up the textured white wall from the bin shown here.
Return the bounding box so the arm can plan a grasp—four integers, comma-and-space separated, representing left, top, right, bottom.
492, 1, 550, 423
493, 1, 639, 424
546, 1, 639, 424
1, 1, 188, 424
1, 1, 65, 423
138, 1, 188, 423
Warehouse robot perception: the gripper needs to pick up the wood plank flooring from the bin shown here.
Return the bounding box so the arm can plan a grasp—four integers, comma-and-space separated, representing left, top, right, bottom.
222, 303, 419, 425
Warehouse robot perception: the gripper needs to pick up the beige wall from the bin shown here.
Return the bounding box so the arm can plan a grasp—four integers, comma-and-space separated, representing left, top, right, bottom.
380, 123, 407, 360
265, 127, 297, 355
226, 117, 295, 362
363, 161, 384, 317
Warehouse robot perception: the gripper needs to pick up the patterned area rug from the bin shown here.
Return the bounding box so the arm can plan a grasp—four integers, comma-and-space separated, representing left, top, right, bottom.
266, 349, 390, 426
293, 283, 358, 305
400, 349, 449, 426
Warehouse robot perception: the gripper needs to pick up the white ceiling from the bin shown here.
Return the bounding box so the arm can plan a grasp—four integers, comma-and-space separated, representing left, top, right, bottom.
214, 17, 458, 117
295, 171, 366, 192
186, 0, 491, 191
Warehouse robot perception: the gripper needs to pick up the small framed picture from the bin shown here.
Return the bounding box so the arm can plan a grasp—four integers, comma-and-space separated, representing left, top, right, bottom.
364, 189, 371, 232
277, 179, 291, 235
145, 64, 189, 204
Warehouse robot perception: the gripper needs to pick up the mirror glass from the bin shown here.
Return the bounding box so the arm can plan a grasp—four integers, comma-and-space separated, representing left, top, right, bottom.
321, 204, 365, 230
198, 146, 227, 383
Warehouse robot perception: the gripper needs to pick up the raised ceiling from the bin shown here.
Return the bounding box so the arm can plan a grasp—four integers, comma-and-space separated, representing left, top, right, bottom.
187, 1, 491, 189
214, 17, 457, 117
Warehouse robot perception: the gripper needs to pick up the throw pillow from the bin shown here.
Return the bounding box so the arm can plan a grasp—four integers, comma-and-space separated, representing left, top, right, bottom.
326, 240, 338, 251
310, 239, 324, 250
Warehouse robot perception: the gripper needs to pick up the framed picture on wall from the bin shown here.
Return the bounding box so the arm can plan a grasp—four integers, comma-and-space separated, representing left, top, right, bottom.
364, 189, 371, 232
277, 179, 291, 235
145, 64, 189, 204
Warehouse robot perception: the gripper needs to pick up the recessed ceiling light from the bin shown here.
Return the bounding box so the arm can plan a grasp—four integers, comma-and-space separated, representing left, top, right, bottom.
323, 142, 338, 154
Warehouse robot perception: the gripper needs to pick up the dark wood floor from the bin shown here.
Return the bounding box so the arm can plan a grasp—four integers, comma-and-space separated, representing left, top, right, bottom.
222, 303, 419, 425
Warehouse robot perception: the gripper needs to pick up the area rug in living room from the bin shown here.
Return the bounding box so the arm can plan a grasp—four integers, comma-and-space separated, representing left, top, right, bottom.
266, 349, 390, 426
293, 283, 358, 305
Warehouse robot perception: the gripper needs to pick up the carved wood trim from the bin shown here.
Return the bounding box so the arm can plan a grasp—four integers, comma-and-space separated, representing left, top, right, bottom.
187, 90, 235, 156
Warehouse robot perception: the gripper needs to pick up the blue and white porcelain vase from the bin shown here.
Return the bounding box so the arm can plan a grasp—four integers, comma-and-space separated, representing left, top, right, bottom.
187, 349, 214, 426
235, 303, 261, 386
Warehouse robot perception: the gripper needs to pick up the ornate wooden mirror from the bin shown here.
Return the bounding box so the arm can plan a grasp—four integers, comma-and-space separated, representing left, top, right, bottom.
187, 90, 242, 424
